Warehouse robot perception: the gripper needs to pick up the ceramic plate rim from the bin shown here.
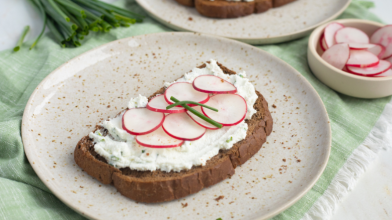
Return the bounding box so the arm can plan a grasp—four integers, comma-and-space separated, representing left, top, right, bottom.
135, 0, 351, 44
22, 32, 331, 219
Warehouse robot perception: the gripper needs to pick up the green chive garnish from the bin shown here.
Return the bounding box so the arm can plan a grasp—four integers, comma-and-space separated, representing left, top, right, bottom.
170, 96, 222, 129
14, 26, 30, 52
166, 101, 218, 112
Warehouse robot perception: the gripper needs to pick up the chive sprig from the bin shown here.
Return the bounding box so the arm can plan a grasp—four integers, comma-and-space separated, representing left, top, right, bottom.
169, 96, 222, 129
15, 0, 144, 51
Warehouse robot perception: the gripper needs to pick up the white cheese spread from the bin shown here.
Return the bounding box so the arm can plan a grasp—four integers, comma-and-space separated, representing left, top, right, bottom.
89, 60, 258, 172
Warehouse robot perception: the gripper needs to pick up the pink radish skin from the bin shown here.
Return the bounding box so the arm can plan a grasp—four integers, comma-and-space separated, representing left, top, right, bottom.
164, 82, 209, 106
367, 44, 386, 58
346, 50, 379, 68
335, 27, 370, 46
349, 43, 377, 50
320, 34, 327, 51
162, 113, 206, 141
370, 25, 392, 59
192, 75, 237, 94
147, 95, 186, 113
186, 106, 219, 130
347, 60, 392, 76
324, 22, 344, 48
322, 38, 328, 51
136, 127, 184, 148
201, 94, 247, 126
373, 69, 392, 77
321, 43, 350, 70
385, 56, 392, 65
122, 108, 165, 135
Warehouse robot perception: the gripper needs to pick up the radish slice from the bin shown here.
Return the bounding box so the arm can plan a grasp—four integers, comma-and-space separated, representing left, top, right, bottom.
374, 69, 392, 77
346, 50, 379, 68
373, 69, 392, 77
347, 60, 392, 76
186, 106, 219, 130
164, 82, 209, 105
367, 44, 386, 58
322, 38, 328, 51
320, 34, 327, 51
335, 27, 370, 46
136, 127, 184, 148
147, 95, 186, 113
321, 43, 350, 70
192, 75, 237, 94
162, 113, 206, 141
385, 56, 392, 65
324, 22, 344, 48
122, 108, 165, 135
370, 25, 392, 59
349, 43, 376, 50
201, 94, 247, 126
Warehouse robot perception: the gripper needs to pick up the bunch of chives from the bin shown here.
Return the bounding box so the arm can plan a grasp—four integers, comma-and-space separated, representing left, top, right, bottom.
15, 0, 144, 51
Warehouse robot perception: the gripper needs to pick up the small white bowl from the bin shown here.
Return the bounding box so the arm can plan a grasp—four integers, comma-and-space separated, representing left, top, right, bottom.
308, 19, 392, 99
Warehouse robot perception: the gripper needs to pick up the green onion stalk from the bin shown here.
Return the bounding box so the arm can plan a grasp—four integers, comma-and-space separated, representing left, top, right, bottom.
14, 0, 144, 51
169, 96, 223, 129
14, 26, 30, 52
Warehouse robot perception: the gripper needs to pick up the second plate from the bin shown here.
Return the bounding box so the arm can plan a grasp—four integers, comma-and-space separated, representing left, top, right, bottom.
136, 0, 350, 44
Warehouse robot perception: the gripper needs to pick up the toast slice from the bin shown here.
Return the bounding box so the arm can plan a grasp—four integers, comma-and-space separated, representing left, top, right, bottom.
273, 0, 296, 7
175, 0, 194, 7
74, 62, 273, 203
178, 0, 295, 18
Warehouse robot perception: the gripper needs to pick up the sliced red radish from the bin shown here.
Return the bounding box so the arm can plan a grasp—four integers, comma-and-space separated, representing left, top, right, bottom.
122, 108, 165, 135
186, 106, 219, 130
321, 43, 350, 70
164, 82, 209, 105
347, 60, 392, 76
385, 56, 392, 65
136, 126, 184, 148
324, 22, 344, 48
374, 69, 392, 77
367, 44, 386, 58
370, 25, 392, 59
162, 113, 206, 141
335, 27, 369, 46
147, 95, 186, 113
320, 34, 327, 51
201, 94, 247, 126
322, 38, 328, 51
346, 50, 379, 68
349, 43, 376, 50
192, 75, 237, 94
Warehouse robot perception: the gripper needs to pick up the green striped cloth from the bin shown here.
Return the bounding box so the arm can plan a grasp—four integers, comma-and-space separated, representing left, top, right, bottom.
0, 0, 389, 219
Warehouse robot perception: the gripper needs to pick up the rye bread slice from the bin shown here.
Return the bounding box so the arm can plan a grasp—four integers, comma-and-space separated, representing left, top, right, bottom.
177, 0, 295, 18
175, 0, 194, 7
273, 0, 296, 7
74, 62, 273, 203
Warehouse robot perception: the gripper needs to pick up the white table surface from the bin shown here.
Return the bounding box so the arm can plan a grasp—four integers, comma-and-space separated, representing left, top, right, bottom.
1, 0, 391, 219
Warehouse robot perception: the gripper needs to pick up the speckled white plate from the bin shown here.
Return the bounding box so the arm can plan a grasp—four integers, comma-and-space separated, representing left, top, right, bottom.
136, 0, 350, 44
22, 32, 331, 220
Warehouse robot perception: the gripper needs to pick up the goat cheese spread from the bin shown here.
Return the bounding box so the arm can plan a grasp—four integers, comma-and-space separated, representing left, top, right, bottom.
89, 60, 258, 172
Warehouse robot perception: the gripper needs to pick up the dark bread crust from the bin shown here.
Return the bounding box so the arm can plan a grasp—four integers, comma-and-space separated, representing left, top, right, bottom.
273, 0, 296, 7
177, 0, 295, 18
195, 0, 256, 18
74, 63, 273, 203
175, 0, 194, 7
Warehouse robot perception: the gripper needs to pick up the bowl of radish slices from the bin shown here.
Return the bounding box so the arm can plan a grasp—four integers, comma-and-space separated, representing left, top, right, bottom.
308, 19, 392, 98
